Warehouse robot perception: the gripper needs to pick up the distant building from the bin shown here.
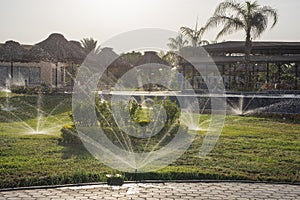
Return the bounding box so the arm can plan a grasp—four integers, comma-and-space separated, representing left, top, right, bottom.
0, 33, 86, 90
180, 41, 300, 91
1, 35, 299, 92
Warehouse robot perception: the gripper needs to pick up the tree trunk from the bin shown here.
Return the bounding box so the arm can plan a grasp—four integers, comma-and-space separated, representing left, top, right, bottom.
244, 32, 252, 89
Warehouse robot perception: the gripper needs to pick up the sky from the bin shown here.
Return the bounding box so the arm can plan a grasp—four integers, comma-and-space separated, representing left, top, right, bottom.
0, 0, 299, 46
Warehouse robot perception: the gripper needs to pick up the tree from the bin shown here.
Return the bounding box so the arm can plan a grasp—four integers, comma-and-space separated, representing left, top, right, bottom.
206, 0, 278, 88
180, 20, 209, 47
167, 33, 189, 52
80, 37, 98, 53
120, 51, 142, 64
161, 51, 181, 67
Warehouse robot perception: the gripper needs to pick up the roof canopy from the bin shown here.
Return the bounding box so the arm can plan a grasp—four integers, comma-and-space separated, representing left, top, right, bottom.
203, 41, 300, 55
180, 41, 300, 64
135, 51, 169, 66
33, 33, 86, 63
0, 41, 28, 62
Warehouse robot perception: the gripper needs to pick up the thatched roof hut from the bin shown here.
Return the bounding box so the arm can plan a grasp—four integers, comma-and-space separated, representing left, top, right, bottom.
23, 46, 52, 62
32, 33, 86, 63
96, 47, 132, 79
135, 51, 169, 66
69, 40, 83, 49
90, 47, 131, 69
0, 34, 87, 64
0, 40, 28, 62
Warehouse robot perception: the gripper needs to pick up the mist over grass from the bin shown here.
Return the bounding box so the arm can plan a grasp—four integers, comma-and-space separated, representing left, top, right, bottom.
0, 94, 299, 188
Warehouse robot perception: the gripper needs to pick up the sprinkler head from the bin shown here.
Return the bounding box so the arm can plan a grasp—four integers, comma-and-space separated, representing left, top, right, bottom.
106, 174, 124, 186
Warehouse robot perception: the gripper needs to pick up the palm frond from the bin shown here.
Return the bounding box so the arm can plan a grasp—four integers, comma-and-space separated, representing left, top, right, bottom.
251, 12, 268, 38
216, 19, 244, 40
214, 0, 244, 17
260, 6, 278, 28
167, 33, 188, 51
180, 27, 194, 37
80, 37, 97, 53
207, 15, 244, 39
206, 0, 278, 40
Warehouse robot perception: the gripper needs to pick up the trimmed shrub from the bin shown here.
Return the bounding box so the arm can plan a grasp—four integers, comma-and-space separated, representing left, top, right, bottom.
60, 124, 82, 145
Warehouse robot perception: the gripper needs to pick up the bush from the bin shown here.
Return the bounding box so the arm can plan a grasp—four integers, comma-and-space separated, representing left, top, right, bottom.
11, 86, 28, 94
61, 96, 184, 150
60, 124, 82, 145
11, 83, 56, 95
11, 84, 55, 95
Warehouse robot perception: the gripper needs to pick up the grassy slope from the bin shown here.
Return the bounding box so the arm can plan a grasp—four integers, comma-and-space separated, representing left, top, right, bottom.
0, 94, 299, 188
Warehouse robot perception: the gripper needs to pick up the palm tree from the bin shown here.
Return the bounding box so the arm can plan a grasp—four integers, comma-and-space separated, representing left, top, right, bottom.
167, 33, 189, 52
80, 37, 98, 53
180, 20, 209, 47
206, 0, 278, 88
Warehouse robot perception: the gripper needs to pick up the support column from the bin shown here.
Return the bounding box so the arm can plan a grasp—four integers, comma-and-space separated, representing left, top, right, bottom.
266, 62, 269, 83
222, 64, 225, 88
191, 65, 195, 88
295, 63, 299, 90
228, 64, 231, 90
256, 65, 259, 89
277, 64, 281, 83
63, 65, 66, 88
60, 66, 64, 88
10, 62, 13, 78
55, 63, 58, 88
10, 61, 14, 87
233, 64, 237, 87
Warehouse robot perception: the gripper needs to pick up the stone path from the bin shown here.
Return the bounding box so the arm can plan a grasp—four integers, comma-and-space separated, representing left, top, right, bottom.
0, 182, 299, 200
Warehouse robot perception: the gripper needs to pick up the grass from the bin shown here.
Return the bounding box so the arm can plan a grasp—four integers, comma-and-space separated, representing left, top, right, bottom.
0, 93, 299, 188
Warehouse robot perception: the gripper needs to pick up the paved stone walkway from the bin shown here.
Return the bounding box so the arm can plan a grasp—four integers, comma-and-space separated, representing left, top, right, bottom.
0, 182, 299, 200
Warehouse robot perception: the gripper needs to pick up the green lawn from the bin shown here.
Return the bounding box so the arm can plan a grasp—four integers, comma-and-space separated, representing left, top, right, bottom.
0, 93, 299, 188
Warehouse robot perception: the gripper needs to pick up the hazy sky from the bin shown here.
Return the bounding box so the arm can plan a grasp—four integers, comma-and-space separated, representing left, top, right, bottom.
0, 0, 299, 45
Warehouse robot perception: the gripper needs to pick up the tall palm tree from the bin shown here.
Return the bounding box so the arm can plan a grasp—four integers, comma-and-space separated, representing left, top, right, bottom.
80, 37, 98, 53
206, 0, 278, 88
180, 20, 209, 47
167, 33, 189, 52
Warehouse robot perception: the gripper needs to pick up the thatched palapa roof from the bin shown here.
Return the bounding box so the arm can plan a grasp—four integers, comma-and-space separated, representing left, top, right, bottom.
0, 33, 87, 63
32, 33, 86, 63
24, 46, 52, 62
0, 41, 28, 62
135, 51, 169, 66
93, 47, 131, 68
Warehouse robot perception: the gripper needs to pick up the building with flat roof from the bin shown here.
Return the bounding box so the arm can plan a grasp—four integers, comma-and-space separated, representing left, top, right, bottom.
180, 41, 300, 91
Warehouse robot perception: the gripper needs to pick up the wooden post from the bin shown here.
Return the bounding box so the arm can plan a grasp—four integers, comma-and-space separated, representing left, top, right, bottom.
63, 65, 66, 88
228, 64, 231, 90
222, 64, 225, 88
107, 67, 109, 89
256, 66, 259, 89
222, 64, 225, 75
266, 62, 269, 83
251, 63, 255, 88
191, 65, 195, 88
55, 62, 58, 88
233, 64, 237, 87
10, 62, 14, 87
295, 63, 299, 90
278, 64, 281, 83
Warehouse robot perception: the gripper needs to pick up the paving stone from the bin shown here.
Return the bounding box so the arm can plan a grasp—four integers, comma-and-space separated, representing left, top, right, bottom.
0, 182, 299, 200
